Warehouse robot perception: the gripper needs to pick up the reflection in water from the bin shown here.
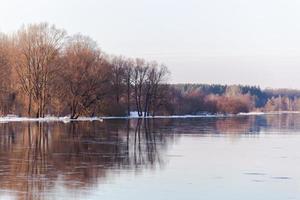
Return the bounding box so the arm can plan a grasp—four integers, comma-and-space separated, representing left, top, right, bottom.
0, 119, 174, 200
0, 114, 300, 199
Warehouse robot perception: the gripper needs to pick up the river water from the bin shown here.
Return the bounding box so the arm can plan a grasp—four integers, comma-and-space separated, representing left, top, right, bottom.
0, 114, 300, 200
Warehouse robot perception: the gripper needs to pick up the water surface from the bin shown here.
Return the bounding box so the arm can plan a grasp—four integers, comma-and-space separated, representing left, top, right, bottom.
0, 114, 300, 199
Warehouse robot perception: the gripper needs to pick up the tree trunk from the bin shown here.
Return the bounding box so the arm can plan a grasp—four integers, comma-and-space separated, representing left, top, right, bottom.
127, 77, 131, 116
28, 92, 32, 117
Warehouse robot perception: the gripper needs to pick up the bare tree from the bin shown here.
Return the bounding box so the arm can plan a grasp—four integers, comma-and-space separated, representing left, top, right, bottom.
146, 63, 169, 116
124, 59, 134, 116
143, 62, 169, 116
15, 23, 66, 117
110, 56, 126, 104
0, 34, 16, 115
57, 34, 110, 119
132, 58, 148, 117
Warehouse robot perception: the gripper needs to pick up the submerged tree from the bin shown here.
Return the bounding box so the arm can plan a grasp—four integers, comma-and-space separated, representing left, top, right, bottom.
132, 58, 148, 117
144, 62, 169, 116
131, 59, 169, 117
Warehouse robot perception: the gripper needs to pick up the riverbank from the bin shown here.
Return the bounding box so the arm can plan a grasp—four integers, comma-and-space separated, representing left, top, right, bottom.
0, 111, 299, 123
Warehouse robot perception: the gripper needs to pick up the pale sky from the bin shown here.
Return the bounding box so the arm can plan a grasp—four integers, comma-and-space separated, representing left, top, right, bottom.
1, 0, 300, 88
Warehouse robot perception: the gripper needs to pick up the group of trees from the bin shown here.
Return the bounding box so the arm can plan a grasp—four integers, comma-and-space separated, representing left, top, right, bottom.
264, 96, 300, 112
0, 23, 170, 118
1, 23, 300, 118
168, 85, 255, 114
169, 84, 300, 114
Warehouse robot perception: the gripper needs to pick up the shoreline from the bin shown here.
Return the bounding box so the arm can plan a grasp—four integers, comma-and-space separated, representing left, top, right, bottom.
0, 111, 299, 123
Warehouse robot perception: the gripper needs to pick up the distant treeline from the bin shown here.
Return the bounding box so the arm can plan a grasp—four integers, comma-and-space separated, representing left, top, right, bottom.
168, 84, 300, 114
0, 23, 299, 118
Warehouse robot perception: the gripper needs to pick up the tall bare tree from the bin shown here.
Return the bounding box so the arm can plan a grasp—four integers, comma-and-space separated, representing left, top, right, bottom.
15, 23, 66, 117
0, 34, 16, 115
57, 34, 110, 119
110, 56, 126, 104
132, 58, 148, 116
144, 63, 169, 116
124, 59, 134, 116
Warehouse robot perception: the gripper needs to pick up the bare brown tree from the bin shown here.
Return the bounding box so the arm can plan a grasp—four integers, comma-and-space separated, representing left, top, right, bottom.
57, 34, 110, 119
146, 64, 170, 116
110, 56, 126, 104
15, 23, 66, 117
0, 34, 16, 115
124, 59, 134, 116
132, 58, 148, 116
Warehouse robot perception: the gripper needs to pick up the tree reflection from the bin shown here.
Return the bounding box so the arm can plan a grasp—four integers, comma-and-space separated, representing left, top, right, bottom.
0, 120, 171, 200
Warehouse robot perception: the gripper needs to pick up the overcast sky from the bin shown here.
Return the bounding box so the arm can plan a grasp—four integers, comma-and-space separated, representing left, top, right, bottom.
1, 0, 300, 88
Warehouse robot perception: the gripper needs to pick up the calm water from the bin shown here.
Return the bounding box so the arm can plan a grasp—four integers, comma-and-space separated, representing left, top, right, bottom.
1, 114, 300, 199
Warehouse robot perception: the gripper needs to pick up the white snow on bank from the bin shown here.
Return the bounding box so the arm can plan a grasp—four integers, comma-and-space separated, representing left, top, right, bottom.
237, 112, 265, 116
0, 111, 299, 123
238, 111, 300, 116
0, 116, 104, 123
129, 111, 144, 117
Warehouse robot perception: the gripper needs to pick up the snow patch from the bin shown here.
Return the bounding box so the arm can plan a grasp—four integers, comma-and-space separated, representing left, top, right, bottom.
0, 116, 104, 123
238, 112, 265, 116
0, 111, 299, 123
129, 111, 143, 117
